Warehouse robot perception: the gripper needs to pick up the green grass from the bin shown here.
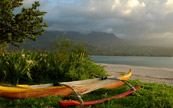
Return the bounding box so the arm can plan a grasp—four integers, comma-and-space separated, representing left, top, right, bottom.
0, 80, 172, 108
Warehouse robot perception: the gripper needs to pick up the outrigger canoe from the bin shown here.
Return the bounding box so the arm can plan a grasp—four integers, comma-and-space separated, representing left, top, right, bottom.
0, 69, 132, 99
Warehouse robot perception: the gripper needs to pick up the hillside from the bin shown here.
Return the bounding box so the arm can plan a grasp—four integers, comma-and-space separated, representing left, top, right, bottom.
8, 31, 173, 56
9, 31, 122, 53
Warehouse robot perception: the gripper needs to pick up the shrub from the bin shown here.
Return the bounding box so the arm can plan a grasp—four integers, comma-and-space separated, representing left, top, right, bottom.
0, 50, 38, 84
0, 38, 106, 84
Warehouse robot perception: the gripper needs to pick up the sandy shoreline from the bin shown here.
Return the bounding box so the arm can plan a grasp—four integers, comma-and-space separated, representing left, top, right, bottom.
99, 63, 173, 86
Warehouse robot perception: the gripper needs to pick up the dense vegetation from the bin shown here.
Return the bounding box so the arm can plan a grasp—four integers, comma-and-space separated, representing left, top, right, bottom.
0, 38, 106, 84
0, 80, 172, 108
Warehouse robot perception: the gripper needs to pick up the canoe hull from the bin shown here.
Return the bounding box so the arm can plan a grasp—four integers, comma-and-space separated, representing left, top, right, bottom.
0, 70, 132, 99
0, 87, 73, 98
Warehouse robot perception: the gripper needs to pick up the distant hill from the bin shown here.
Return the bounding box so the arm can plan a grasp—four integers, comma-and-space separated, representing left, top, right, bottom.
8, 30, 173, 56
84, 32, 122, 49
9, 31, 123, 54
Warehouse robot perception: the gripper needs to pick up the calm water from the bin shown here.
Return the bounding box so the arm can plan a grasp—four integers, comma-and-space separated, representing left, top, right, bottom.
90, 56, 173, 69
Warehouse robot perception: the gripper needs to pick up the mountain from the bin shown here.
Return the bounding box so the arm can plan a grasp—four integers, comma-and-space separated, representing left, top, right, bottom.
84, 32, 121, 49
9, 31, 122, 54
8, 31, 173, 56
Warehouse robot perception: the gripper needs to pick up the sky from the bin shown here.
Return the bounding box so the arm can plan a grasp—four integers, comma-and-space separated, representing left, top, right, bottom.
22, 0, 173, 45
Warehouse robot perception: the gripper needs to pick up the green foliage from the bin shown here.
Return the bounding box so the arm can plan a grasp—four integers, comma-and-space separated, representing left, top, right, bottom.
0, 80, 172, 108
0, 0, 48, 46
0, 50, 38, 84
0, 38, 106, 84
53, 35, 74, 54
29, 38, 106, 83
0, 43, 8, 55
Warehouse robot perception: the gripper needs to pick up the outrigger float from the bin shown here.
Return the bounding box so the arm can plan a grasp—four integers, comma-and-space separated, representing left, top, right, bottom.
0, 69, 140, 106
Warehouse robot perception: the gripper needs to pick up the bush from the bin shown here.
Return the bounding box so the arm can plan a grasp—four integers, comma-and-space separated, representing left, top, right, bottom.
0, 38, 106, 84
30, 39, 106, 83
0, 50, 37, 84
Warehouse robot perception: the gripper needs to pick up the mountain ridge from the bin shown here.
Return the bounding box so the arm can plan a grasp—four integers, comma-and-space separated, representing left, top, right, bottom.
9, 30, 122, 53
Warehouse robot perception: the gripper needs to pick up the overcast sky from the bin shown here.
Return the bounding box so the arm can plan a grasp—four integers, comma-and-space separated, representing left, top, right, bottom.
22, 0, 173, 42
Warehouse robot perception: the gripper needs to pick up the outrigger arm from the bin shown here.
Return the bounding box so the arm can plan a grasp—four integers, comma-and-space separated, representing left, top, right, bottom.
58, 74, 139, 107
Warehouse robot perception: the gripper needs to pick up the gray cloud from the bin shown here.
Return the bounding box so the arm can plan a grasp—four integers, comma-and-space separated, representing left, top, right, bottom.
21, 0, 173, 42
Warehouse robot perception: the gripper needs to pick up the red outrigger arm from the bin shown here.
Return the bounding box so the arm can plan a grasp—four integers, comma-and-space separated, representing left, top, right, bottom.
59, 85, 140, 107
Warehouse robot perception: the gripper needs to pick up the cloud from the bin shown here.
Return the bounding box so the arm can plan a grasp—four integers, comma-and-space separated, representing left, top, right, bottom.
20, 0, 173, 42
22, 0, 36, 6
164, 0, 173, 14
111, 0, 120, 10
127, 0, 145, 8
165, 0, 173, 6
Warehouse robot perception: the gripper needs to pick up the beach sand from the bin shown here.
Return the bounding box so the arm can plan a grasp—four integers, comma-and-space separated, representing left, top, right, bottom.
99, 63, 173, 86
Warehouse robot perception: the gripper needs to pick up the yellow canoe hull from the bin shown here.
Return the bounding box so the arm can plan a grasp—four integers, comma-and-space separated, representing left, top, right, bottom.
0, 69, 132, 98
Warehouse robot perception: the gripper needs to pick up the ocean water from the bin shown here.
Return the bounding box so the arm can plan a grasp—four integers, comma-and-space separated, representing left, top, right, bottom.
90, 56, 173, 69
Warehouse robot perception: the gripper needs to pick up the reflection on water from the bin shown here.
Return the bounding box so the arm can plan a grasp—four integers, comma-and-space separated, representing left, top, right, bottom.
90, 56, 173, 69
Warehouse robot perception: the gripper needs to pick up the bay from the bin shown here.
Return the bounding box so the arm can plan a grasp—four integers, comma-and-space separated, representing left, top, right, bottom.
90, 56, 173, 69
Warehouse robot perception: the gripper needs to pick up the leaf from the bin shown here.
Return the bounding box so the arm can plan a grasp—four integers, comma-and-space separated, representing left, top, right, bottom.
27, 71, 32, 80
3, 70, 7, 80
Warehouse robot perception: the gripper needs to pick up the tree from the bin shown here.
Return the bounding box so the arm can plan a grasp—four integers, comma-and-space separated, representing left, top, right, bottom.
0, 0, 48, 46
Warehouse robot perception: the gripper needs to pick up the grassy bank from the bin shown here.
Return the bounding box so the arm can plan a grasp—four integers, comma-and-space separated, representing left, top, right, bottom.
0, 80, 172, 108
